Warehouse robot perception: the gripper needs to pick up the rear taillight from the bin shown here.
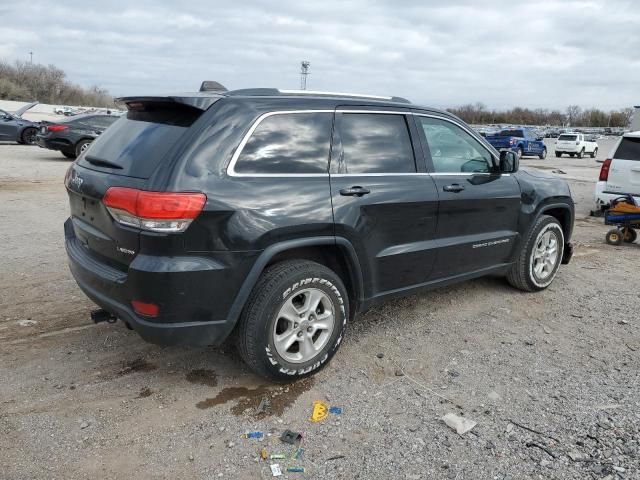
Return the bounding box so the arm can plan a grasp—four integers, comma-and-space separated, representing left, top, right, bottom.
47, 124, 69, 132
508, 139, 514, 145
131, 300, 159, 317
103, 187, 206, 233
599, 159, 612, 181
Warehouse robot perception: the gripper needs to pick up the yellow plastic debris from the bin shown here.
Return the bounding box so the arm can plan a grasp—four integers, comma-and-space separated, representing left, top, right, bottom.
309, 400, 329, 422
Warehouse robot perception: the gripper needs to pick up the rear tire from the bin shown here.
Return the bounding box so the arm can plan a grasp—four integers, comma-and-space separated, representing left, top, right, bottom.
61, 150, 76, 159
555, 152, 561, 158
516, 147, 523, 159
539, 148, 547, 159
622, 227, 637, 244
591, 148, 598, 159
236, 260, 349, 382
75, 139, 92, 157
20, 127, 37, 145
507, 215, 564, 292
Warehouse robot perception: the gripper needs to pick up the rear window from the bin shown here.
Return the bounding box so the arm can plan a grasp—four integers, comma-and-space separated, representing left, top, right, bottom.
78, 104, 202, 178
498, 129, 524, 137
233, 112, 332, 175
614, 137, 640, 161
558, 135, 577, 141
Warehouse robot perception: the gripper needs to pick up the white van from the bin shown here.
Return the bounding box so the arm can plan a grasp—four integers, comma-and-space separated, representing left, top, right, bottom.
594, 131, 640, 210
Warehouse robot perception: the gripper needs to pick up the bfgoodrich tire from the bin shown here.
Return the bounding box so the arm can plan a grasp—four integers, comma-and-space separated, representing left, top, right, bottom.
507, 215, 564, 292
236, 260, 349, 382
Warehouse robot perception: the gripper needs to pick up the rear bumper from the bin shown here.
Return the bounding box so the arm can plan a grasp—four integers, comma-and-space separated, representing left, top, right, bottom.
36, 135, 69, 151
64, 218, 256, 346
594, 181, 640, 210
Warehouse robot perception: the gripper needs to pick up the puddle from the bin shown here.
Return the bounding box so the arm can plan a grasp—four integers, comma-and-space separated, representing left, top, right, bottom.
196, 377, 314, 416
186, 369, 218, 387
118, 358, 157, 375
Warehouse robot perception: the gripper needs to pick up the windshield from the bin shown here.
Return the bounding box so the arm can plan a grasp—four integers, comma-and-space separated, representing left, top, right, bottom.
558, 135, 577, 141
497, 129, 524, 137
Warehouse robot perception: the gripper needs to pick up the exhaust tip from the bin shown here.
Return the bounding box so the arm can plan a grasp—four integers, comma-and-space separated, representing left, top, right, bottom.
90, 309, 117, 324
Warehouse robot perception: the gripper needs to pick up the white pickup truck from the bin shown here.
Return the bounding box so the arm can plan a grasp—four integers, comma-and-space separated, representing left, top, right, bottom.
555, 133, 598, 158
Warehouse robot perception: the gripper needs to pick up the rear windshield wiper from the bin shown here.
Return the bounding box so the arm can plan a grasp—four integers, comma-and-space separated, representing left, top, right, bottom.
84, 156, 123, 169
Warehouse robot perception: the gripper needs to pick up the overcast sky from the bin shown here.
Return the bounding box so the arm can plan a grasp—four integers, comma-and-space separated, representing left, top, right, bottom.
1, 0, 638, 110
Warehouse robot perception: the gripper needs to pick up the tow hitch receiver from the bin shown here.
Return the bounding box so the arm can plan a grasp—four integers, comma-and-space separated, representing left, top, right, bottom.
90, 309, 117, 324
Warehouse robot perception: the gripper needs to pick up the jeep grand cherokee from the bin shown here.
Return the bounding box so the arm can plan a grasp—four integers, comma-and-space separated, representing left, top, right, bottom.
64, 87, 574, 381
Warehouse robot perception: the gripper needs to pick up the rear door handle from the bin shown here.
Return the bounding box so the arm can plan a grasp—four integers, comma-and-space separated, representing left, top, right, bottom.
339, 186, 371, 197
443, 184, 465, 193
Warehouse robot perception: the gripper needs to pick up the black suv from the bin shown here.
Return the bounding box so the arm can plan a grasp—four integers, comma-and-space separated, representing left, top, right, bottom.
64, 88, 574, 381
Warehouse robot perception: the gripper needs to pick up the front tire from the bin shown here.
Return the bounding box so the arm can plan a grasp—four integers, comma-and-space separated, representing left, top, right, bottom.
236, 260, 349, 382
577, 148, 584, 159
507, 215, 564, 292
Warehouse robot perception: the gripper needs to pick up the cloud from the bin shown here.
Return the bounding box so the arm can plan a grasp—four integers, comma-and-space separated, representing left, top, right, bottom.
1, 0, 637, 109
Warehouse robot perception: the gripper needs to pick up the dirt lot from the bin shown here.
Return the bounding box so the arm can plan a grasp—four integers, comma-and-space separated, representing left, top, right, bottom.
1, 139, 638, 480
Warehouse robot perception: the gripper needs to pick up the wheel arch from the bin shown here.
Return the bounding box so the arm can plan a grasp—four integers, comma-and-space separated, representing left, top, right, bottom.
226, 237, 364, 328
540, 203, 573, 240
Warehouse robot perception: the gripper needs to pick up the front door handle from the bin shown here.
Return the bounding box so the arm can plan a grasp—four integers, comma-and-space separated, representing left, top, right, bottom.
443, 184, 465, 193
339, 186, 371, 197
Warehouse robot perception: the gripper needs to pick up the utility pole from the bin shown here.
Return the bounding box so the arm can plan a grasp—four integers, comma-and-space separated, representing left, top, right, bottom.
29, 51, 33, 64
300, 61, 310, 90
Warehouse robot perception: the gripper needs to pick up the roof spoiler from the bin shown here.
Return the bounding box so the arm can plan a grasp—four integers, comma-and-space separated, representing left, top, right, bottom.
115, 95, 222, 111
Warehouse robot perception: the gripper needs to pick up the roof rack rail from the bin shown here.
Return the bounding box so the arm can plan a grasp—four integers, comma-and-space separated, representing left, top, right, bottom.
225, 88, 410, 103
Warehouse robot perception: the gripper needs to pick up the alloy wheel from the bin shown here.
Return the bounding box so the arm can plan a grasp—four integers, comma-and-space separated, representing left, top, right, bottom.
272, 288, 335, 364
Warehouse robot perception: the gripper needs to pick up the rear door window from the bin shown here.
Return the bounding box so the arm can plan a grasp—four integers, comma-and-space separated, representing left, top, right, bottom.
332, 113, 415, 174
78, 104, 202, 178
614, 137, 640, 161
232, 112, 332, 175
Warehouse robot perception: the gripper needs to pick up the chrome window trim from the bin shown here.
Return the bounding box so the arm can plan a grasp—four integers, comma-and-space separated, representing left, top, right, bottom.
227, 110, 334, 178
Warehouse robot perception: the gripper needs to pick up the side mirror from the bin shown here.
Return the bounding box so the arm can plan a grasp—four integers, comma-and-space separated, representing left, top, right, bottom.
499, 150, 518, 173
2, 115, 12, 121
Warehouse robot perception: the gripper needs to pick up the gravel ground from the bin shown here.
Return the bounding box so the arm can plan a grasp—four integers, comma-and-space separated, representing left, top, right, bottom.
1, 139, 638, 480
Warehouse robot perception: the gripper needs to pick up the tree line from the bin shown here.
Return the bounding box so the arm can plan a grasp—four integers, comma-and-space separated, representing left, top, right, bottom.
0, 60, 114, 108
447, 102, 633, 128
